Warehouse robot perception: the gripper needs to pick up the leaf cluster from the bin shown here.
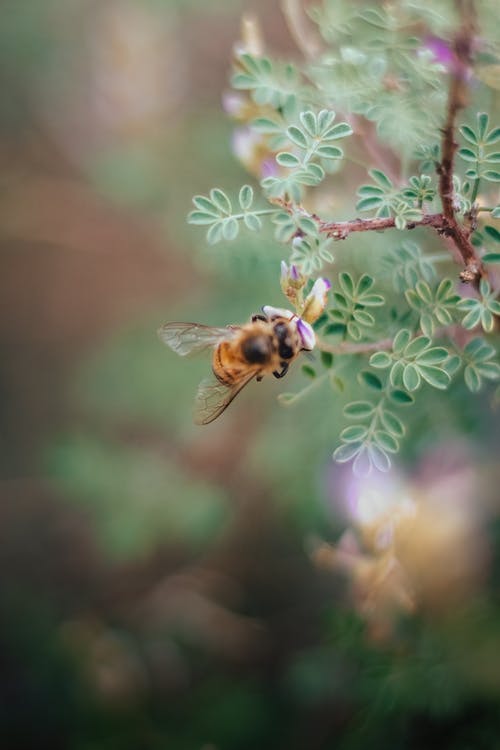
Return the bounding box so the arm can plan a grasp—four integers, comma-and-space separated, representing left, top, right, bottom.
324, 273, 384, 341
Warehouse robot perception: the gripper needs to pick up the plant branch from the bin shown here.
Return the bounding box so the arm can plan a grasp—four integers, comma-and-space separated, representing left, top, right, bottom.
316, 336, 394, 355
316, 325, 470, 355
437, 0, 484, 284
317, 212, 447, 239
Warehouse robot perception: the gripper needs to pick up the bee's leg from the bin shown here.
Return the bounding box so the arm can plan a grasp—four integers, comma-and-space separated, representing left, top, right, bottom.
256, 374, 264, 382
251, 313, 267, 322
273, 362, 289, 379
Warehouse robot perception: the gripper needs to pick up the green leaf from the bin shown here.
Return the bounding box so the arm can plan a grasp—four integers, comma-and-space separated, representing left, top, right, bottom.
417, 364, 451, 389
206, 222, 223, 245
459, 125, 478, 145
420, 313, 435, 338
374, 430, 399, 453
222, 217, 239, 241
482, 253, 500, 263
404, 335, 431, 358
343, 401, 375, 418
481, 309, 495, 332
464, 337, 496, 361
243, 213, 262, 232
347, 321, 362, 340
458, 147, 477, 162
358, 371, 383, 390
353, 448, 373, 477
320, 351, 334, 368
333, 442, 363, 463
403, 363, 421, 391
300, 111, 318, 137
416, 347, 449, 365
359, 294, 385, 307
485, 127, 500, 144
252, 117, 283, 134
317, 109, 335, 132
315, 144, 343, 159
370, 168, 393, 189
339, 272, 355, 298
352, 310, 375, 326
483, 170, 500, 182
477, 113, 489, 140
393, 329, 411, 353
484, 225, 500, 242
370, 351, 392, 369
287, 125, 308, 149
192, 195, 218, 214
390, 360, 405, 387
357, 196, 386, 211
476, 362, 500, 379
277, 152, 301, 168
368, 445, 391, 473
340, 425, 369, 442
357, 275, 374, 295
323, 122, 353, 140
239, 184, 254, 210
464, 365, 481, 392
302, 365, 316, 378
415, 280, 433, 303
210, 188, 232, 214
461, 307, 482, 329
380, 409, 405, 437
388, 389, 415, 404
188, 211, 219, 225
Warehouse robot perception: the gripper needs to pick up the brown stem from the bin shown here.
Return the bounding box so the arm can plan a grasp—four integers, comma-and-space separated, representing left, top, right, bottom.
437, 0, 484, 285
318, 213, 448, 239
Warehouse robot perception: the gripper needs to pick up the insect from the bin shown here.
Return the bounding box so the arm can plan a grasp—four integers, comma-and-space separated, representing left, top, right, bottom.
158, 306, 316, 424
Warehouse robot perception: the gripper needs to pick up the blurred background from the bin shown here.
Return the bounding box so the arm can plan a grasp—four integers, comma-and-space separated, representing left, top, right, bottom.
1, 1, 500, 748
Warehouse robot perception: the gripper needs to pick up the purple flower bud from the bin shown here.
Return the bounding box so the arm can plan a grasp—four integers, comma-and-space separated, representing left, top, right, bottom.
280, 260, 288, 281
290, 264, 300, 281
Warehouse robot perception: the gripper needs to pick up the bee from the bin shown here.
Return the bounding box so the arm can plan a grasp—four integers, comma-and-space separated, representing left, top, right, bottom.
158, 306, 316, 424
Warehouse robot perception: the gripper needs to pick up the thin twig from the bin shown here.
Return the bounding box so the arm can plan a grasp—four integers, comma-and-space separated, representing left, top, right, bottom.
316, 325, 469, 355
316, 336, 394, 355
437, 0, 484, 284
318, 213, 447, 239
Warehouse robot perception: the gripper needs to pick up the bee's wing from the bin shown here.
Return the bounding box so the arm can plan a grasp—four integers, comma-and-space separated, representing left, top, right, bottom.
158, 322, 238, 356
194, 372, 257, 425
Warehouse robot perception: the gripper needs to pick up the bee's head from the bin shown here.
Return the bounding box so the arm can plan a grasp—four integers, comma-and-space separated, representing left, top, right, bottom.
242, 334, 272, 364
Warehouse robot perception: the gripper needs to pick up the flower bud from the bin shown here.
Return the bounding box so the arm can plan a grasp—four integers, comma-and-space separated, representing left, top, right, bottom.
280, 261, 306, 307
301, 277, 331, 323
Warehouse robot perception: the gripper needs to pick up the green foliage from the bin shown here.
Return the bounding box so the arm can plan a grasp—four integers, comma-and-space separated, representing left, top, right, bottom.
262, 109, 353, 199
324, 272, 384, 341
370, 330, 453, 391
457, 279, 500, 333
231, 53, 300, 110
458, 112, 500, 183
188, 185, 275, 244
185, 0, 500, 476
382, 240, 438, 293
333, 395, 408, 476
290, 235, 334, 275
462, 337, 500, 392
405, 278, 460, 337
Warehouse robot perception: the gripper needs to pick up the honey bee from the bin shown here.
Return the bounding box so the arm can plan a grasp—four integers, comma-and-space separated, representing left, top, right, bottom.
158, 306, 316, 424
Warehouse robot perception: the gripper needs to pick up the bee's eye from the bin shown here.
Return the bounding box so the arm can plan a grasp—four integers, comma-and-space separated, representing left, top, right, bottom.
242, 335, 271, 364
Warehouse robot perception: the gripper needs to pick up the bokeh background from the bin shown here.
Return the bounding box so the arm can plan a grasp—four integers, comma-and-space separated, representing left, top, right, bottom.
1, 1, 500, 748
